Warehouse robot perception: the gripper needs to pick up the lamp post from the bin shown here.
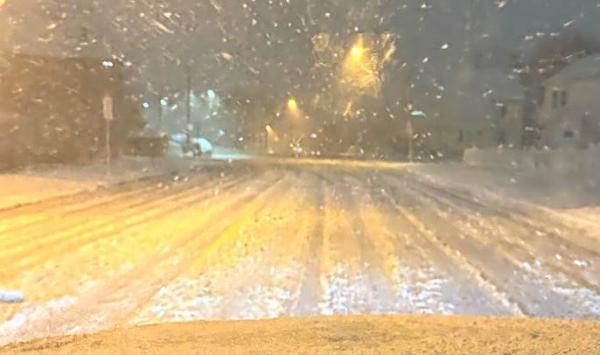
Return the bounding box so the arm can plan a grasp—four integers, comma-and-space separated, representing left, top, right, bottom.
185, 63, 192, 144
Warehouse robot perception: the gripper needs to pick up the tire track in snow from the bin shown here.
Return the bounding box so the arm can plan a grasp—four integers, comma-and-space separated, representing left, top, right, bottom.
405, 174, 600, 280
0, 166, 223, 228
338, 171, 400, 314
378, 174, 526, 316
0, 173, 250, 279
345, 170, 460, 315
131, 169, 317, 323
4, 174, 251, 300
358, 171, 508, 315
0, 184, 159, 234
0, 173, 262, 322
405, 173, 600, 295
408, 171, 600, 259
0, 172, 199, 218
210, 170, 313, 320
0, 171, 247, 252
0, 171, 289, 345
109, 172, 291, 327
291, 171, 325, 316
399, 174, 600, 318
315, 170, 394, 316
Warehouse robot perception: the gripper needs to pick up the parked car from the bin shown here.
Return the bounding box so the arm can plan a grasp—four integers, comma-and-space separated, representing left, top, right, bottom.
170, 133, 213, 158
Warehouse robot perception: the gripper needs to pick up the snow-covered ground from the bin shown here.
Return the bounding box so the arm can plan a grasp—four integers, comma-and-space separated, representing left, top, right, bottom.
0, 156, 197, 210
413, 163, 599, 207
460, 147, 600, 209
0, 161, 598, 345
412, 159, 600, 232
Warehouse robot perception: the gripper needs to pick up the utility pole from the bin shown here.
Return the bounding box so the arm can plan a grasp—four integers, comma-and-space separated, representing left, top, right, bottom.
186, 64, 192, 144
158, 90, 163, 132
407, 120, 414, 162
404, 87, 414, 162
102, 95, 114, 176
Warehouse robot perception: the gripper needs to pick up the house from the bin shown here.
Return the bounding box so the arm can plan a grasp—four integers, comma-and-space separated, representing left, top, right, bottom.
537, 55, 600, 149
0, 52, 143, 166
432, 67, 525, 152
460, 67, 526, 149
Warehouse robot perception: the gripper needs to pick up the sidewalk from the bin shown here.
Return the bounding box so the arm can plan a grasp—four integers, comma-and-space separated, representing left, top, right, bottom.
0, 156, 195, 210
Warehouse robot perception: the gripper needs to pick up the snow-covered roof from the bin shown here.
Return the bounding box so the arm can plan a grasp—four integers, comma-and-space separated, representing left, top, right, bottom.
545, 55, 600, 86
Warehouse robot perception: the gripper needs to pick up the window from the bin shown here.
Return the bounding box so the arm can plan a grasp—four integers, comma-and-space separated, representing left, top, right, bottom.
552, 89, 567, 109
552, 90, 560, 109
561, 90, 568, 107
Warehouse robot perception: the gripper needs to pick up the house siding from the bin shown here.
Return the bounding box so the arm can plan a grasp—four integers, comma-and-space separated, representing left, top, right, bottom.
539, 79, 600, 148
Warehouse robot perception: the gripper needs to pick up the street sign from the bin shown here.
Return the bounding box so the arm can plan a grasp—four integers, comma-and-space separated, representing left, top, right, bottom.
103, 95, 114, 121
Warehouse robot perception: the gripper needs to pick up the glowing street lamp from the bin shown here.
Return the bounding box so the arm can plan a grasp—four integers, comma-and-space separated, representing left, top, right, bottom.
287, 98, 298, 112
350, 44, 364, 61
342, 36, 381, 95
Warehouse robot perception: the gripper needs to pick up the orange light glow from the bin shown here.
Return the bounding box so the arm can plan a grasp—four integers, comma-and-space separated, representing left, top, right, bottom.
350, 45, 364, 60
287, 98, 298, 112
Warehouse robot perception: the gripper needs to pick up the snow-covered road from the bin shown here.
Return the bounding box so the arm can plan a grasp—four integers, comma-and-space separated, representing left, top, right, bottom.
1, 161, 599, 345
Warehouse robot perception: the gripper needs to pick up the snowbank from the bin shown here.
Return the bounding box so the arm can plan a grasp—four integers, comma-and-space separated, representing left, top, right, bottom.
464, 146, 600, 179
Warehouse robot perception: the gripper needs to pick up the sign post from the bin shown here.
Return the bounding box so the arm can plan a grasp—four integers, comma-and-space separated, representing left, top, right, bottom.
103, 95, 114, 176
406, 120, 414, 162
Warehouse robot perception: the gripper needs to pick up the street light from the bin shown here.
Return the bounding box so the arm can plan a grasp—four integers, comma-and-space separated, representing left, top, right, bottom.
287, 98, 298, 112
342, 36, 380, 95
350, 44, 364, 61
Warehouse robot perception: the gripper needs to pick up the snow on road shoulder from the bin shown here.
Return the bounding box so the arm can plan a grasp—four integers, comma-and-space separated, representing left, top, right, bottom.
409, 163, 600, 248
0, 156, 195, 210
0, 174, 97, 210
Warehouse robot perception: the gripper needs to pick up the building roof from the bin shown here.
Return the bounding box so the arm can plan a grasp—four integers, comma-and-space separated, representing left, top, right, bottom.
545, 54, 600, 86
